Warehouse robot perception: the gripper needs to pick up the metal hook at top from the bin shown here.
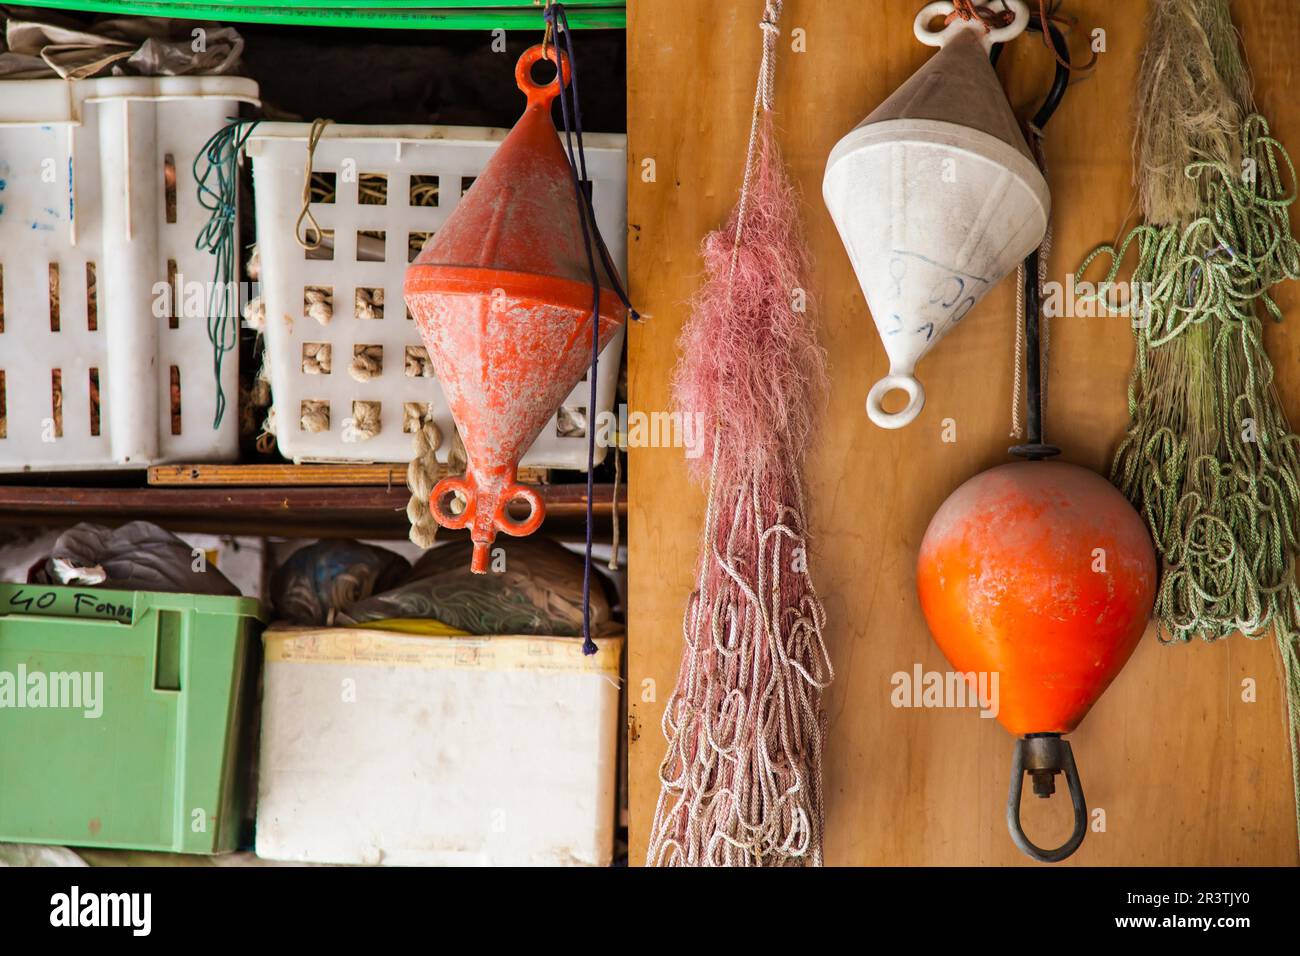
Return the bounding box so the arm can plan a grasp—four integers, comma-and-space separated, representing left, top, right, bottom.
1006, 734, 1087, 863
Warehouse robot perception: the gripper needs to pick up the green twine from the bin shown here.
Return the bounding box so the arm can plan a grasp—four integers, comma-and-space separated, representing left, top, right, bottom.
194, 118, 260, 429
1079, 114, 1300, 853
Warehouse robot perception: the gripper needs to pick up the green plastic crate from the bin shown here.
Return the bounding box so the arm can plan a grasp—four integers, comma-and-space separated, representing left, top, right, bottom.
0, 583, 264, 853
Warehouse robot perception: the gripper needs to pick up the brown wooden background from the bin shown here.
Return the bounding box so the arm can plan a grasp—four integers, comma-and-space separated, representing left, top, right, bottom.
626, 0, 1300, 865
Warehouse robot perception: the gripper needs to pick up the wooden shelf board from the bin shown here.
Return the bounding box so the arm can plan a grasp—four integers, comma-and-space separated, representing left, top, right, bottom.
147, 463, 549, 487
0, 483, 620, 537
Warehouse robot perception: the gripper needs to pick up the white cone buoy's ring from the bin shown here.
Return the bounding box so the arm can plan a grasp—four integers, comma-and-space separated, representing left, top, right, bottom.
866, 373, 925, 429
913, 0, 1030, 51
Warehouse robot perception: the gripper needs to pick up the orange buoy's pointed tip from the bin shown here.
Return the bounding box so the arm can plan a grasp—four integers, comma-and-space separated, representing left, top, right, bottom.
470, 541, 491, 574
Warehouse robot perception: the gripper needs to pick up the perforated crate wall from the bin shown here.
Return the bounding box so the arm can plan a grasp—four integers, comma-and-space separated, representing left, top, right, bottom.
0, 76, 259, 472
247, 123, 627, 467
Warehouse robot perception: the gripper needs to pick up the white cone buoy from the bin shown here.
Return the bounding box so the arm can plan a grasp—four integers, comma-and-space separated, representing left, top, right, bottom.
823, 0, 1049, 428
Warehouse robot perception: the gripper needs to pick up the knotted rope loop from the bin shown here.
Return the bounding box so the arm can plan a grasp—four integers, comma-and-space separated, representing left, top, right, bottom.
294, 118, 332, 251
757, 0, 782, 111
731, 0, 783, 281
945, 0, 1016, 31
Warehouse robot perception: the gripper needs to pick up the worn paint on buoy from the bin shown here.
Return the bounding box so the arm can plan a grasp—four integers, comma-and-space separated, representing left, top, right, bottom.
917, 460, 1156, 735
823, 0, 1048, 428
404, 45, 627, 572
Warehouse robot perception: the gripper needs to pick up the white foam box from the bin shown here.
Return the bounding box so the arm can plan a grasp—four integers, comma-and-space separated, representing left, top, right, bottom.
255, 627, 621, 866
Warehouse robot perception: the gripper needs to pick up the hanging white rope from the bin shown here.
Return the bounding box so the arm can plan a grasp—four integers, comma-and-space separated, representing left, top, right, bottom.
1010, 219, 1052, 439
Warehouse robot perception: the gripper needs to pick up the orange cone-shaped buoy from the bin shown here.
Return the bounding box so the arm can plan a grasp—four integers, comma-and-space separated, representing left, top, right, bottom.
917, 460, 1156, 860
404, 45, 627, 573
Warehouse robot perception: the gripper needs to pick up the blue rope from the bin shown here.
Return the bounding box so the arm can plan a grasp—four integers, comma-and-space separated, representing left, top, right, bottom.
194, 118, 260, 429
545, 3, 638, 655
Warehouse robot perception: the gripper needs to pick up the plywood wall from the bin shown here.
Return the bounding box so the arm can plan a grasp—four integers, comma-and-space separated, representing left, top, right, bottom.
627, 0, 1300, 865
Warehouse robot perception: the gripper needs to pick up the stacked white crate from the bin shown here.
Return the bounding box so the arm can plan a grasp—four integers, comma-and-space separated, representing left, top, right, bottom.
0, 76, 259, 471
246, 122, 627, 466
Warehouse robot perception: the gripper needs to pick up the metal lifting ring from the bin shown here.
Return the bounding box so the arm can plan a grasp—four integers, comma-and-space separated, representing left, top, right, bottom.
1006, 734, 1088, 863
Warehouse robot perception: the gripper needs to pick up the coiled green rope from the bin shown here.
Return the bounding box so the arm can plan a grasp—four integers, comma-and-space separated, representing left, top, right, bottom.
194, 118, 260, 429
1079, 114, 1300, 850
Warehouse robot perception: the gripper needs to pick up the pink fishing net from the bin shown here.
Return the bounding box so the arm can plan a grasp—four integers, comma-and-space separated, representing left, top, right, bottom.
673, 114, 826, 486
647, 109, 834, 866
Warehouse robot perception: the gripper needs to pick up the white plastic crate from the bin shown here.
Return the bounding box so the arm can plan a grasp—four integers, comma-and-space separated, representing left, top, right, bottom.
0, 75, 259, 472
247, 122, 627, 467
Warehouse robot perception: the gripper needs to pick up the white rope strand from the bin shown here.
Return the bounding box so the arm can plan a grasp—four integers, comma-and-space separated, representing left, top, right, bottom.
729, 0, 783, 284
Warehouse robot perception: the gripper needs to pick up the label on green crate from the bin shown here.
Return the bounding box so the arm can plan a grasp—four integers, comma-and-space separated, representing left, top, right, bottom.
4, 587, 133, 624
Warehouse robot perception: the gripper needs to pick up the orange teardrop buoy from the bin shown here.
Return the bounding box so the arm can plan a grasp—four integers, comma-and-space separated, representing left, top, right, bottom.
404, 45, 627, 573
917, 460, 1156, 861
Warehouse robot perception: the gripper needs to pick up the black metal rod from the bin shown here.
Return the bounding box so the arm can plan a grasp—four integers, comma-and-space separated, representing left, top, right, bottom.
989, 20, 1071, 129
1023, 247, 1043, 446
996, 15, 1068, 462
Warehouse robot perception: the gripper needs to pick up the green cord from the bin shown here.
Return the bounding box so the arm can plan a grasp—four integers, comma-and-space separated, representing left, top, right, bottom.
1079, 114, 1300, 852
194, 118, 260, 430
